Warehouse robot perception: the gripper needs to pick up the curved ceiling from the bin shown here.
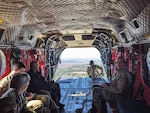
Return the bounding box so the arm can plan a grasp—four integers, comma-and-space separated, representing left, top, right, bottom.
0, 0, 150, 49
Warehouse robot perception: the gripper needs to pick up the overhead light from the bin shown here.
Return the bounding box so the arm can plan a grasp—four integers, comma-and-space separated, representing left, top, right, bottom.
0, 19, 4, 24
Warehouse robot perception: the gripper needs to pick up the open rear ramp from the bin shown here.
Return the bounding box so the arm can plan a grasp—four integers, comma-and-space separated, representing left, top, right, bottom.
58, 77, 93, 113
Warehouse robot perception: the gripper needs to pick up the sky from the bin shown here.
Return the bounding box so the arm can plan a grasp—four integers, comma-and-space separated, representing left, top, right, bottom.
60, 47, 101, 59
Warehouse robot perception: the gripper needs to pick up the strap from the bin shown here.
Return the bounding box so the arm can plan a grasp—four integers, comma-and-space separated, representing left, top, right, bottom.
132, 44, 147, 99
132, 61, 141, 99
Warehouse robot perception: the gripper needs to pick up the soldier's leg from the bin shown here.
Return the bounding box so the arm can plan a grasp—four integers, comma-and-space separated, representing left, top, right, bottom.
50, 82, 60, 99
33, 94, 51, 113
93, 87, 104, 113
26, 100, 44, 113
93, 87, 107, 113
33, 94, 50, 108
49, 81, 65, 109
93, 87, 119, 113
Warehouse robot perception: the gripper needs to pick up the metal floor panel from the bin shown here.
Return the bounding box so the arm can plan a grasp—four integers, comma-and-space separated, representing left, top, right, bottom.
58, 77, 93, 113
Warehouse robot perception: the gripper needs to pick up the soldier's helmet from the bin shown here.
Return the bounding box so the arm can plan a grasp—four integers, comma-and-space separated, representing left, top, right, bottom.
89, 60, 94, 65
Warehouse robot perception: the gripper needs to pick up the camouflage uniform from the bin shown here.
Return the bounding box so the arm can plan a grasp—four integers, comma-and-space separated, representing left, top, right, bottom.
1, 88, 33, 113
87, 65, 104, 86
0, 73, 14, 95
87, 65, 104, 78
93, 67, 131, 113
0, 73, 50, 113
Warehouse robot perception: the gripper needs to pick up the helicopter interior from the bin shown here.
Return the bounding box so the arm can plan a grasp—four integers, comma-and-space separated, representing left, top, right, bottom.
0, 0, 150, 113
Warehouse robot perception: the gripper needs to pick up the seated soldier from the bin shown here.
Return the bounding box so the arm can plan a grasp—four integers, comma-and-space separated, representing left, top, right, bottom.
0, 62, 50, 113
27, 61, 65, 111
90, 57, 132, 113
0, 72, 37, 113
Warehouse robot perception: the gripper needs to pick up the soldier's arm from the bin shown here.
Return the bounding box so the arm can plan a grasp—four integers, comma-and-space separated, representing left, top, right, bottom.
87, 67, 91, 74
97, 65, 103, 73
106, 73, 128, 93
0, 73, 13, 87
0, 76, 11, 95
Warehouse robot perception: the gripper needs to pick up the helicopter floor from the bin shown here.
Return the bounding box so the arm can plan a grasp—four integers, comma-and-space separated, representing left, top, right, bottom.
58, 77, 93, 113
57, 77, 108, 113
